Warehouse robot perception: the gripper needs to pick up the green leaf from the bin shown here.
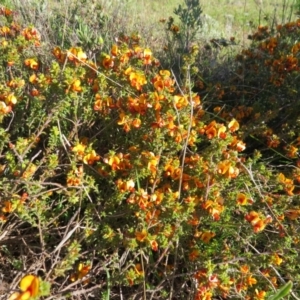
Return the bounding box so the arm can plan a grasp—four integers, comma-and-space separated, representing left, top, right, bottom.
267, 281, 293, 300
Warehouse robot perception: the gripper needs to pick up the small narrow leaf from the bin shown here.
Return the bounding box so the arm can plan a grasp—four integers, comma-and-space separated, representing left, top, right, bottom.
268, 281, 293, 300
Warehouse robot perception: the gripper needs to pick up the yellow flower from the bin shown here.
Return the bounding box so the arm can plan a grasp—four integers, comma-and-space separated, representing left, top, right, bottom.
132, 118, 142, 128
6, 93, 17, 105
72, 143, 86, 157
134, 263, 144, 276
189, 249, 200, 261
236, 193, 249, 205
228, 118, 240, 132
116, 179, 135, 193
217, 124, 227, 138
2, 200, 13, 213
159, 70, 170, 78
150, 240, 158, 251
173, 95, 188, 109
24, 58, 39, 70
200, 231, 216, 243
22, 164, 37, 179
247, 276, 257, 286
272, 253, 283, 266
102, 55, 114, 69
286, 145, 298, 158
111, 44, 118, 56
83, 150, 100, 165
70, 263, 91, 282
70, 79, 82, 93
9, 275, 39, 300
240, 265, 250, 274
67, 47, 87, 64
285, 208, 300, 220
129, 71, 147, 91
135, 229, 148, 242
143, 48, 152, 65
255, 290, 266, 300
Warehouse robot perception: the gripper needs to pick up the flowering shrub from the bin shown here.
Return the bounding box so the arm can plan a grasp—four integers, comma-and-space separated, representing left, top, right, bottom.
0, 5, 299, 300
207, 20, 300, 162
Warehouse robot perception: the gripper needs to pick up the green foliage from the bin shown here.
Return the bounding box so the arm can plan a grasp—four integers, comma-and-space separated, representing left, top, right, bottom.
161, 0, 203, 77
173, 0, 203, 52
268, 281, 293, 300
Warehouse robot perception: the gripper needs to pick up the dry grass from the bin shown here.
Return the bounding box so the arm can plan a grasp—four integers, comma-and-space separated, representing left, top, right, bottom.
201, 0, 296, 45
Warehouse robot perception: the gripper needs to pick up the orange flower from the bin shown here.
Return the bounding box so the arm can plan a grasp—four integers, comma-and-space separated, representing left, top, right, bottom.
6, 93, 17, 105
245, 211, 259, 222
67, 47, 87, 65
24, 58, 39, 70
204, 121, 217, 139
252, 219, 266, 233
70, 79, 82, 93
149, 192, 163, 206
200, 231, 215, 243
188, 214, 200, 226
247, 276, 257, 286
217, 124, 226, 138
143, 48, 152, 65
116, 179, 135, 193
30, 88, 39, 97
70, 263, 91, 282
202, 200, 224, 221
104, 153, 120, 170
286, 145, 298, 158
52, 46, 65, 62
102, 55, 114, 69
153, 78, 164, 91
245, 211, 271, 233
2, 200, 13, 213
255, 289, 266, 300
278, 173, 295, 195
141, 151, 159, 174
72, 143, 86, 157
150, 240, 158, 251
0, 7, 13, 16
135, 229, 148, 242
117, 111, 131, 132
83, 150, 100, 165
128, 70, 147, 91
189, 249, 200, 261
132, 118, 142, 128
22, 27, 40, 42
0, 101, 12, 114
236, 140, 246, 151
0, 214, 7, 222
111, 44, 118, 56
228, 118, 239, 132
285, 208, 300, 220
217, 160, 239, 178
134, 263, 144, 276
159, 70, 171, 77
267, 135, 280, 148
240, 265, 250, 274
236, 193, 253, 205
9, 275, 39, 300
173, 95, 188, 109
271, 253, 283, 266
